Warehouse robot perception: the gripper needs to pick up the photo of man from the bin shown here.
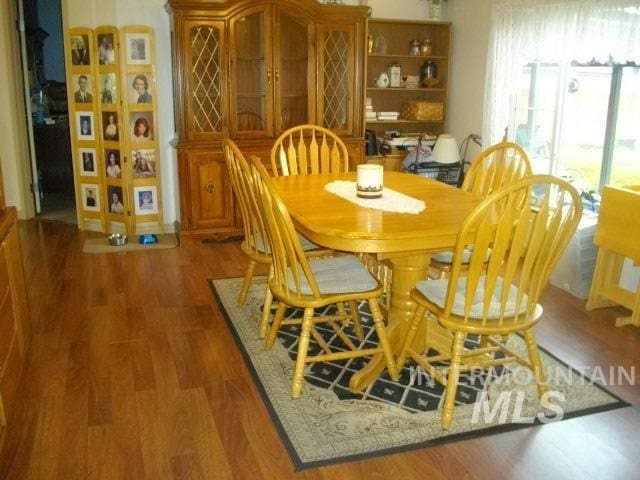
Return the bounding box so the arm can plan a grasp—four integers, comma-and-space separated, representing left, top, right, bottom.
81, 184, 100, 212
74, 74, 93, 103
79, 148, 97, 176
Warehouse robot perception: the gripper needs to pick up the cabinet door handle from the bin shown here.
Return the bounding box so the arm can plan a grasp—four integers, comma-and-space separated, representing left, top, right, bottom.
275, 69, 280, 82
205, 181, 216, 193
267, 69, 272, 84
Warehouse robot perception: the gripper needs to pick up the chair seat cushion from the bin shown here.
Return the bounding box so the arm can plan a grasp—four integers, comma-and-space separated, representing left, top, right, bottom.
288, 255, 377, 295
431, 246, 492, 265
415, 276, 542, 320
253, 232, 320, 254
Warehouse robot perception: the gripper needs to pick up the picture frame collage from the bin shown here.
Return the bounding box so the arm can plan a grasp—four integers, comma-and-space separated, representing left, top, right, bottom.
67, 26, 162, 234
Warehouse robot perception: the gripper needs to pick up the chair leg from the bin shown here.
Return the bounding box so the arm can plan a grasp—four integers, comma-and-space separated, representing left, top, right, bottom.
292, 307, 314, 398
442, 331, 465, 430
348, 301, 364, 341
265, 302, 286, 350
523, 329, 548, 398
368, 299, 399, 381
238, 260, 256, 305
396, 304, 426, 369
259, 286, 273, 339
258, 266, 274, 339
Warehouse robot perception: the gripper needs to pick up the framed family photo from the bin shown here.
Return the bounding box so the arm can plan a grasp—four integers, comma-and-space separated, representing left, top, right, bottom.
81, 184, 100, 212
76, 112, 95, 141
125, 33, 151, 65
134, 186, 158, 215
79, 148, 97, 176
70, 34, 90, 65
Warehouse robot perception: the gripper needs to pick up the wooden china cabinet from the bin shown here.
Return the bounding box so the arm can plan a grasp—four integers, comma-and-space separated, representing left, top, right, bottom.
166, 0, 368, 236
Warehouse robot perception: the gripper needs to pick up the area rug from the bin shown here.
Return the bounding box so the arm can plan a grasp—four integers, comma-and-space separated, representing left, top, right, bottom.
209, 277, 629, 470
82, 233, 178, 253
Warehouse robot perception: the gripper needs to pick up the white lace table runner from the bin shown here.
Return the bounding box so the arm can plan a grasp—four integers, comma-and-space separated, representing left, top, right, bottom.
324, 181, 426, 214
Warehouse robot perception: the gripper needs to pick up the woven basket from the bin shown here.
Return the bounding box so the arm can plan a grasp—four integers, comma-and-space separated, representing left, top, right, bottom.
401, 102, 444, 121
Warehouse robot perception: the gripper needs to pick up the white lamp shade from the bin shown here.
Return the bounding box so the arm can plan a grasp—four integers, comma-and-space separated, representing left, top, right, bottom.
431, 134, 460, 164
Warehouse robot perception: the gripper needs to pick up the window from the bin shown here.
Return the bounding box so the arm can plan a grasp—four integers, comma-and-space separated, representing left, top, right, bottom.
511, 61, 640, 195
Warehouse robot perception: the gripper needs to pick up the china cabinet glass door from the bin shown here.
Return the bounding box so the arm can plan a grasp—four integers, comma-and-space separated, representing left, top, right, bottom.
317, 24, 356, 135
274, 12, 313, 132
230, 9, 272, 138
185, 21, 225, 141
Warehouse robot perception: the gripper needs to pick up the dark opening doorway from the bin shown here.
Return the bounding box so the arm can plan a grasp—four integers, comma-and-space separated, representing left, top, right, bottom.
21, 0, 76, 224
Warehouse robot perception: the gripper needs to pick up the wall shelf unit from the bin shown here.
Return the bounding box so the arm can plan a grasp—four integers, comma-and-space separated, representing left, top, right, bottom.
366, 19, 451, 137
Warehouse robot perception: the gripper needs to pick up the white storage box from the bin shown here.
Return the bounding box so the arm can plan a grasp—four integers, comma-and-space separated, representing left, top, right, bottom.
550, 213, 599, 299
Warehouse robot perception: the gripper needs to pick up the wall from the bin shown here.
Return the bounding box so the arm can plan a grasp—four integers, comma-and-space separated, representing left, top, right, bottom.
0, 0, 35, 218
446, 0, 491, 160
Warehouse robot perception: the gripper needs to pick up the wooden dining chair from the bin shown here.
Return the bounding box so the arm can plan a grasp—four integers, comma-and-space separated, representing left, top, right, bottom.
249, 156, 399, 398
270, 124, 350, 177
397, 175, 582, 429
430, 141, 532, 278
223, 139, 329, 337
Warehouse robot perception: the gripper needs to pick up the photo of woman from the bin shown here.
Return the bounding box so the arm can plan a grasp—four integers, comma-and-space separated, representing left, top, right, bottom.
103, 112, 119, 141
108, 186, 124, 215
129, 74, 152, 104
130, 113, 153, 142
105, 150, 121, 178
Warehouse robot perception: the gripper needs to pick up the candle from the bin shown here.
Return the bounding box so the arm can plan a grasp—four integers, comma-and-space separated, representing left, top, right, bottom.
357, 164, 384, 199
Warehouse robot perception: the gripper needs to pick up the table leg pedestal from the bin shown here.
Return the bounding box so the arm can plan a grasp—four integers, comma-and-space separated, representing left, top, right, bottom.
350, 254, 455, 392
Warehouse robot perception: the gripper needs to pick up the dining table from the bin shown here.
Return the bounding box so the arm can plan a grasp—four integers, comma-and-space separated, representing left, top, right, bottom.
271, 171, 483, 392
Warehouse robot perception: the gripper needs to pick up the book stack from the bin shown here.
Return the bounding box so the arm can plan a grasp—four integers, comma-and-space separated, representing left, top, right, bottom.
365, 97, 377, 121
376, 111, 399, 121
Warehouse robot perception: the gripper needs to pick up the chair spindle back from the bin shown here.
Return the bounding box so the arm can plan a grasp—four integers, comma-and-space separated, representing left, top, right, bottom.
270, 124, 349, 177
446, 175, 582, 326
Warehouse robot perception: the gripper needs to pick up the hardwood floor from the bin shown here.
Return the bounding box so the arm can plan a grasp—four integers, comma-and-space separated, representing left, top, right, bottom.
1, 219, 638, 479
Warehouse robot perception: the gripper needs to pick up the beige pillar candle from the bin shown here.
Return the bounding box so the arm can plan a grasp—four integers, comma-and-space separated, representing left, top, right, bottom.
357, 164, 384, 199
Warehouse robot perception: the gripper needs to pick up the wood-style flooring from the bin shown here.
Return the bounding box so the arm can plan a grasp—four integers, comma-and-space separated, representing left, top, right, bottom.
1, 219, 639, 479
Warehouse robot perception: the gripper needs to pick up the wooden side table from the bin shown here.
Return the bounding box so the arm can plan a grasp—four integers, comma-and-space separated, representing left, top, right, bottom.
586, 185, 640, 327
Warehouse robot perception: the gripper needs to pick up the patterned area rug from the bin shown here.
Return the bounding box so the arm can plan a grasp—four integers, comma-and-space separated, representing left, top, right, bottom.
209, 277, 629, 470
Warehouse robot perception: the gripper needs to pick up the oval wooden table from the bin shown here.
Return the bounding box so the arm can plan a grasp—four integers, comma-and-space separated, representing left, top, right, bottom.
271, 171, 482, 391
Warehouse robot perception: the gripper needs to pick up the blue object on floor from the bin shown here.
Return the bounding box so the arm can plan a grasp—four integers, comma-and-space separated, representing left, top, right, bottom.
139, 234, 158, 244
